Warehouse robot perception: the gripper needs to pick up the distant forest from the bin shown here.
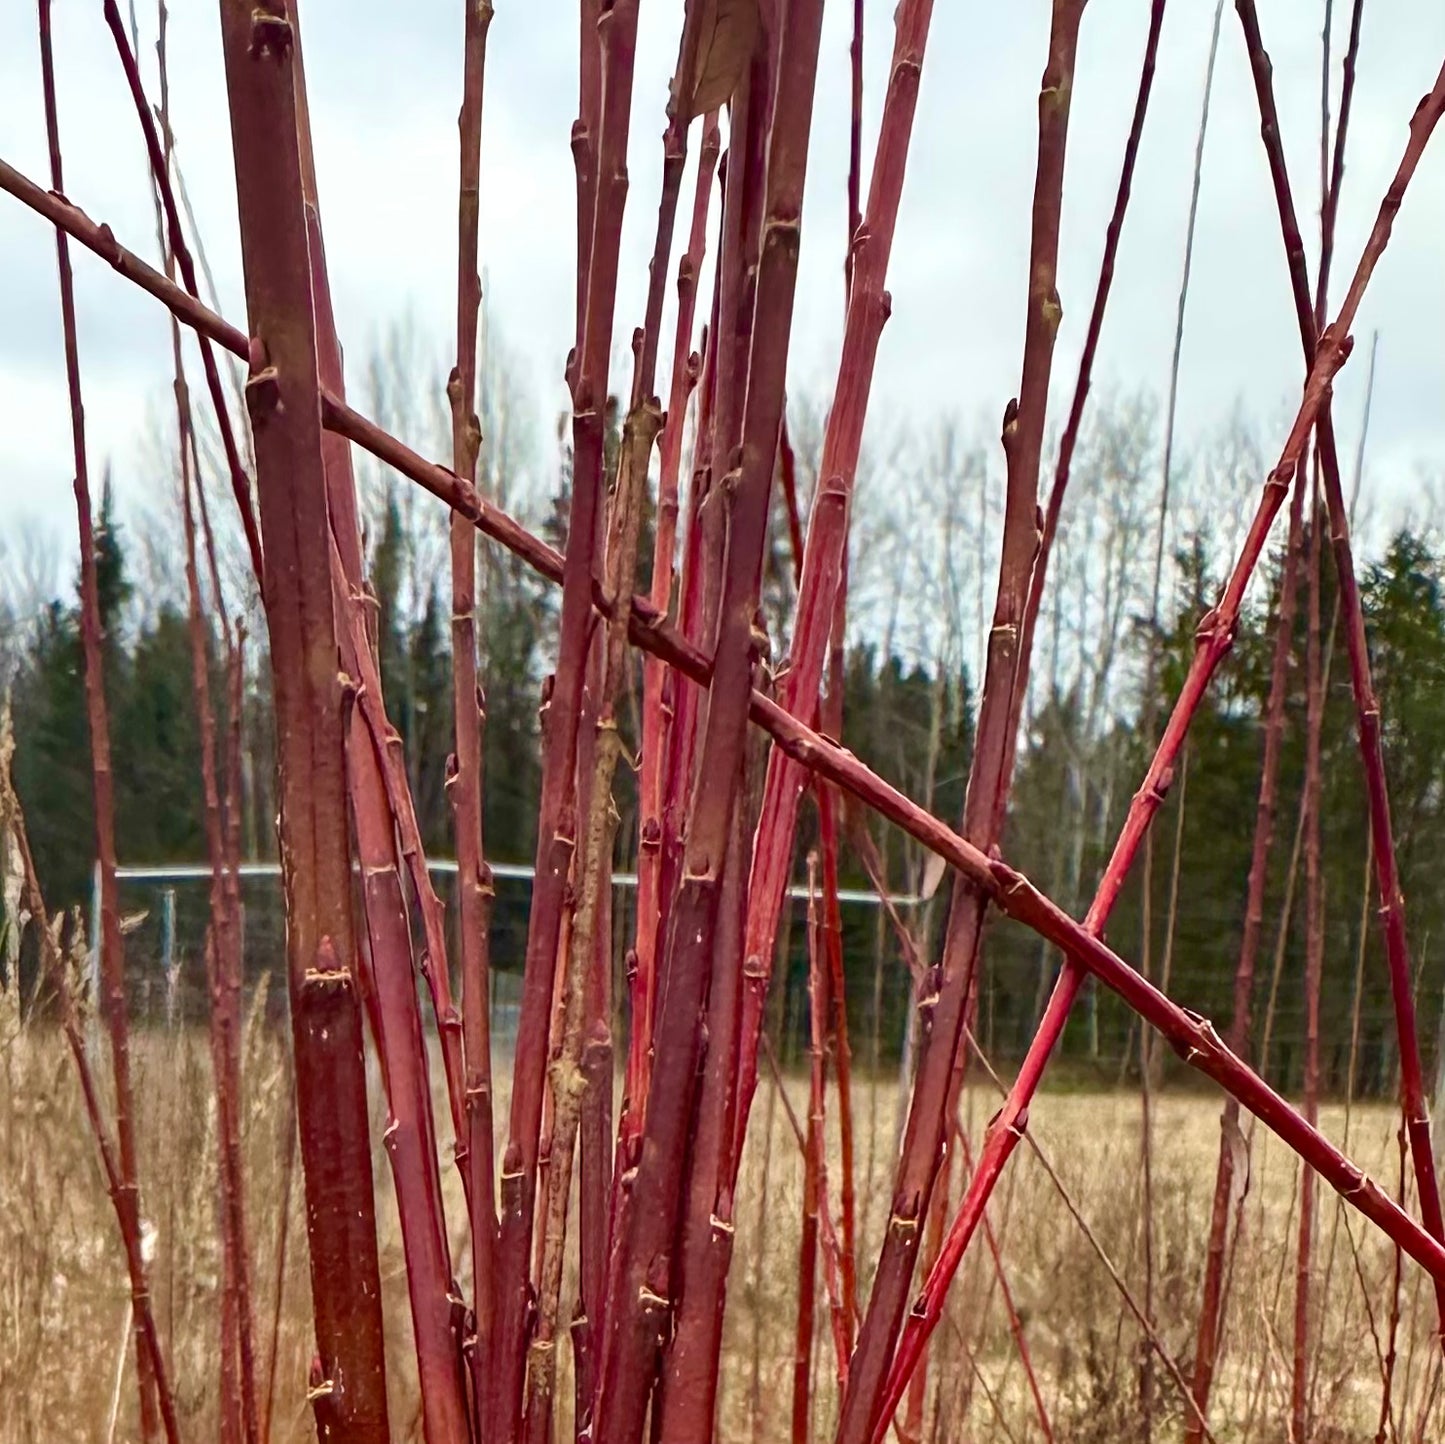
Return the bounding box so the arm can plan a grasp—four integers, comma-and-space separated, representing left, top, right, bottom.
7, 326, 1445, 1093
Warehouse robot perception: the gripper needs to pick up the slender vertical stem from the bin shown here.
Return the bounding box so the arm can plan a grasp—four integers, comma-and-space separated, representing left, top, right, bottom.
1378, 1130, 1407, 1444
216, 6, 389, 1436
1292, 480, 1326, 1444
846, 0, 863, 294
450, 3, 499, 1426
36, 6, 160, 1434
262, 1084, 296, 1444
332, 544, 470, 1444
817, 784, 858, 1337
626, 108, 719, 1161
1008, 0, 1166, 771
792, 858, 825, 1444
652, 749, 751, 1444
619, 0, 716, 1225
1189, 7, 1364, 1432
182, 459, 260, 1444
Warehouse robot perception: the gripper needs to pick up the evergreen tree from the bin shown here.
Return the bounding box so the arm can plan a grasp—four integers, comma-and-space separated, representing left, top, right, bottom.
11, 480, 132, 908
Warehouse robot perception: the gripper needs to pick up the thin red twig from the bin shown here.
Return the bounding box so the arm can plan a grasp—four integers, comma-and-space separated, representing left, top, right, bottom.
37, 5, 163, 1432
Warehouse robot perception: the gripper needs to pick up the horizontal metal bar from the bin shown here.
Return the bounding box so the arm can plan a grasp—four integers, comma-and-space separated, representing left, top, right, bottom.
110, 859, 920, 908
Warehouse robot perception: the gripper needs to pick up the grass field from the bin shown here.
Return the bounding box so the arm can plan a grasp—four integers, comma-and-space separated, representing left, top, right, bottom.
1, 993, 1438, 1443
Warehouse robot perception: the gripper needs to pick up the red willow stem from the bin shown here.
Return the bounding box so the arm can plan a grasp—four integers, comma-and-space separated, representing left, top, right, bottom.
793, 859, 825, 1444
215, 7, 389, 1438
817, 784, 859, 1336
907, 998, 969, 1439
902, 1173, 945, 1444
331, 546, 468, 1444
633, 0, 706, 408
181, 407, 259, 1444
496, 0, 643, 1433
574, 602, 621, 1423
626, 103, 720, 1171
645, 73, 776, 1407
837, 9, 1084, 1440
0, 742, 181, 1444
777, 418, 806, 583
100, 0, 263, 584
652, 752, 751, 1444
731, 0, 934, 1195
652, 263, 721, 1043
1317, 0, 1366, 323
35, 6, 160, 1434
1378, 1130, 1407, 1444
689, 43, 770, 754
1233, 0, 1445, 1338
595, 4, 827, 1438
869, 51, 1445, 1430
794, 855, 853, 1436
571, 0, 602, 391
846, 0, 863, 293
449, 0, 499, 1421
815, 850, 854, 1388
575, 882, 613, 1431
0, 159, 254, 353
1292, 479, 1326, 1444
1006, 0, 1166, 768
126, 21, 260, 1416
262, 1080, 296, 1444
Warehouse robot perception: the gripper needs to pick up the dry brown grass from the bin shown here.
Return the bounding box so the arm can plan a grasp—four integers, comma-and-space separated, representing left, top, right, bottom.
1, 982, 1438, 1443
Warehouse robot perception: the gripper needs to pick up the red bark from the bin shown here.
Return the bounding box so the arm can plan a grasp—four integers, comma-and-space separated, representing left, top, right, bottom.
216, 6, 389, 1434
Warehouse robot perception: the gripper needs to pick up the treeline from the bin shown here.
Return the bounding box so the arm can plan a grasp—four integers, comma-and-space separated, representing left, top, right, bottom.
6, 357, 1444, 1094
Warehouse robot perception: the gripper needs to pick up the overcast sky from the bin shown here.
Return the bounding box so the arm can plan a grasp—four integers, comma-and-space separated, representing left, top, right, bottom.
3, 1, 1445, 577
